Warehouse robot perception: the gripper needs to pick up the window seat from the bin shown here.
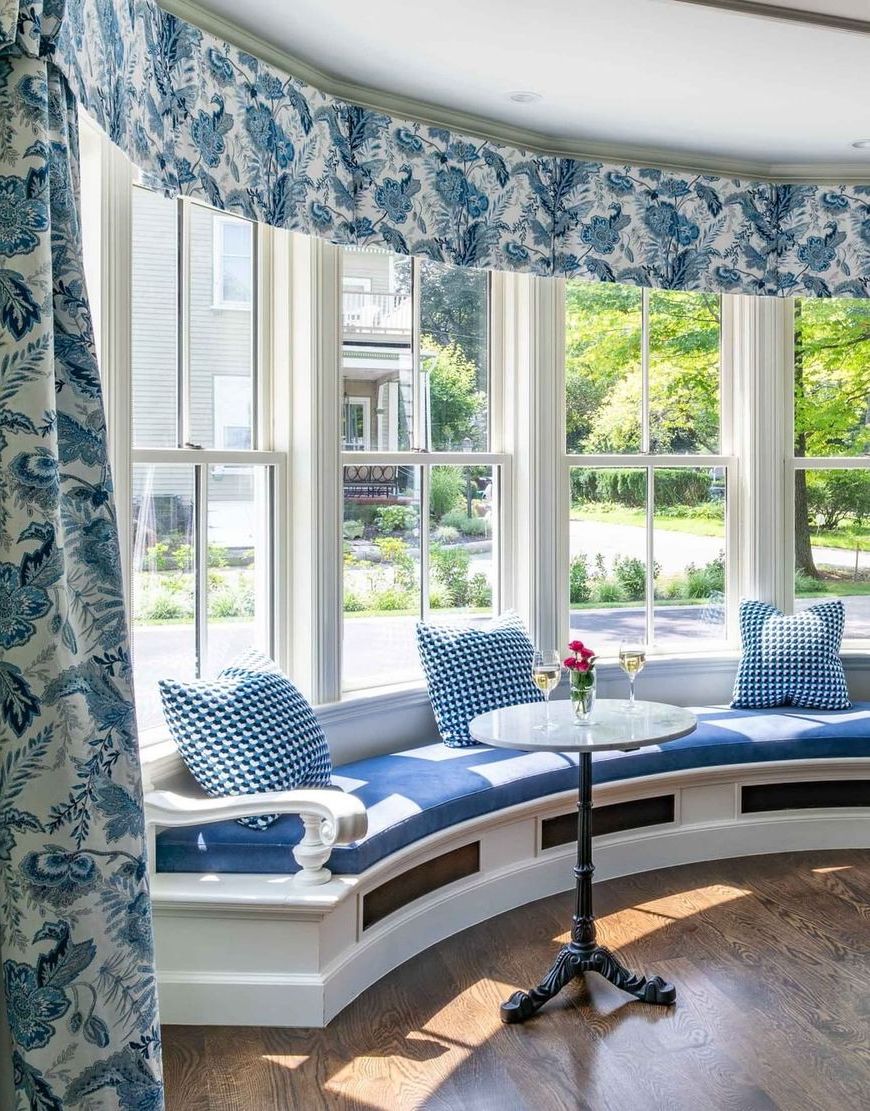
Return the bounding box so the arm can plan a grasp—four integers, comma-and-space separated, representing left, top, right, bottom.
155, 702, 870, 876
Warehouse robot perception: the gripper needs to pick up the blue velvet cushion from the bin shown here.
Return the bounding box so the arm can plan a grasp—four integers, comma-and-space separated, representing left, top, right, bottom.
159, 650, 331, 829
416, 610, 543, 748
732, 599, 850, 710
155, 703, 870, 875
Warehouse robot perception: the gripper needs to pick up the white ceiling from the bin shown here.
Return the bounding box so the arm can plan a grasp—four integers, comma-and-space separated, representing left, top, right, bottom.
188, 0, 870, 172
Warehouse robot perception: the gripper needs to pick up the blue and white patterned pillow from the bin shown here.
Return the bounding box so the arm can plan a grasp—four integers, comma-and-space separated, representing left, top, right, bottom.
159, 651, 331, 829
417, 611, 543, 748
731, 600, 850, 710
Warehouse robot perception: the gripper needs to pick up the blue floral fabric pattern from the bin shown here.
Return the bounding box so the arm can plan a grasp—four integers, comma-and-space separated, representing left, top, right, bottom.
1, 10, 163, 1109
44, 0, 870, 297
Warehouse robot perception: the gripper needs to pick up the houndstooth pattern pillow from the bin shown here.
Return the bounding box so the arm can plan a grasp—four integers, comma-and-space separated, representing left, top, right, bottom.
417, 611, 544, 748
731, 599, 850, 710
159, 651, 331, 829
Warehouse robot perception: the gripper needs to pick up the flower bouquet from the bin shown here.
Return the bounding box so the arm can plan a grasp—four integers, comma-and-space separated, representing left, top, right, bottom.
564, 640, 597, 723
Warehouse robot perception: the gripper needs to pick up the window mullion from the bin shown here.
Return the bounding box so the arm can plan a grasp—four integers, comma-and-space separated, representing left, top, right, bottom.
641, 287, 650, 455
420, 465, 430, 623
177, 198, 191, 448
646, 466, 655, 646
194, 463, 209, 677
411, 256, 424, 451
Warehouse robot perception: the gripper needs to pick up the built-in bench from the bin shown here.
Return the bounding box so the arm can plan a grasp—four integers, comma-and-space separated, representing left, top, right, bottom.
145, 702, 870, 1029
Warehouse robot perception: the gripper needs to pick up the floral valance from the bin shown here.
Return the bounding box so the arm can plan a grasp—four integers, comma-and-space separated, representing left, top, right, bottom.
26, 0, 870, 296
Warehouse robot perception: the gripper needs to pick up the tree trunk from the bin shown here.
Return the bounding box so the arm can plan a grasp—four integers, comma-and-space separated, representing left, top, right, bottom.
793, 302, 819, 578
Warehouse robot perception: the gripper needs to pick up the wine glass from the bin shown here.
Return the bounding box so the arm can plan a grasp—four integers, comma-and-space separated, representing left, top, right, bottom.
618, 640, 646, 711
532, 649, 562, 732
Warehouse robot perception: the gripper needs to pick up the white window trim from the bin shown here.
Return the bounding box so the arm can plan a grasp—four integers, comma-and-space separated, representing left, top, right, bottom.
342, 394, 372, 451
212, 213, 254, 311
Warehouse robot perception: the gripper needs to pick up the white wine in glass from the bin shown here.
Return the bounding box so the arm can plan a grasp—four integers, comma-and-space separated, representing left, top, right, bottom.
532, 649, 562, 731
619, 641, 646, 710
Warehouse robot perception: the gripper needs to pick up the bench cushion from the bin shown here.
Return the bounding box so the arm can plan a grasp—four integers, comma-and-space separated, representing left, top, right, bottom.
155, 702, 870, 876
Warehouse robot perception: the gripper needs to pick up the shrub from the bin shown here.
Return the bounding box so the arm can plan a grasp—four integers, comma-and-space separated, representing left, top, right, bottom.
613, 556, 647, 601
571, 468, 713, 509
374, 537, 417, 592
664, 577, 687, 600
795, 569, 825, 594
375, 505, 416, 533
592, 581, 625, 603
430, 544, 471, 605
207, 544, 229, 568
468, 573, 492, 608
429, 586, 450, 609
343, 591, 366, 612
429, 467, 464, 520
440, 510, 488, 536
343, 519, 364, 540
146, 542, 172, 571
142, 592, 189, 621
569, 554, 592, 604
373, 588, 412, 611
432, 525, 461, 544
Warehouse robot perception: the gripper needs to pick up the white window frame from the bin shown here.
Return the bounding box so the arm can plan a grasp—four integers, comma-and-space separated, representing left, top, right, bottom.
561, 286, 740, 655
212, 213, 254, 310
342, 394, 371, 451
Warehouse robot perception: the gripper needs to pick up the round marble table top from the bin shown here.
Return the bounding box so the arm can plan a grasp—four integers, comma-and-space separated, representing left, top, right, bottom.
469, 698, 697, 753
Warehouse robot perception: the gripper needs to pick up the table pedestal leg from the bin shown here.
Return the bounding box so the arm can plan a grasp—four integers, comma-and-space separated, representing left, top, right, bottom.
500, 751, 676, 1024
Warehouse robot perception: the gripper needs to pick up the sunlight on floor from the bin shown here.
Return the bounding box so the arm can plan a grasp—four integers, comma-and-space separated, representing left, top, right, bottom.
324, 979, 515, 1107
812, 865, 853, 873
260, 1053, 309, 1070
552, 884, 751, 947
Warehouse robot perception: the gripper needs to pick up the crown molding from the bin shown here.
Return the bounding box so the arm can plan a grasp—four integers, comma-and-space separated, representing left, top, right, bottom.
158, 0, 870, 185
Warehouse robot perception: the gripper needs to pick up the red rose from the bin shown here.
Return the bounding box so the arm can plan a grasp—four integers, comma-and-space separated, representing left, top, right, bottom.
579, 646, 595, 659
563, 657, 580, 670
567, 640, 585, 653
576, 660, 590, 672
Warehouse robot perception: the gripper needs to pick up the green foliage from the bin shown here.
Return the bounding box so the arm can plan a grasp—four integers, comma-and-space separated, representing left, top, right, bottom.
569, 554, 592, 604
806, 471, 870, 532
343, 591, 366, 612
794, 570, 825, 595
424, 339, 486, 450
343, 519, 364, 540
432, 525, 461, 544
372, 588, 413, 611
374, 537, 417, 592
613, 556, 652, 601
439, 509, 489, 536
430, 544, 471, 605
141, 592, 189, 621
468, 573, 493, 608
592, 581, 625, 603
207, 544, 229, 569
429, 466, 464, 520
375, 505, 416, 533
571, 468, 712, 509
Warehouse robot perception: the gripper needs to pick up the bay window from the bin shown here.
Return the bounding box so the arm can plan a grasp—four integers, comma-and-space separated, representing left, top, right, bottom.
565, 284, 735, 657
129, 184, 280, 730
340, 247, 505, 692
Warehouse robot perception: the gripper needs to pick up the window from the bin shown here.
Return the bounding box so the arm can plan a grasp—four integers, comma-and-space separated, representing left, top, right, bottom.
340, 246, 502, 691
565, 284, 732, 657
130, 186, 280, 730
793, 298, 870, 642
213, 215, 254, 308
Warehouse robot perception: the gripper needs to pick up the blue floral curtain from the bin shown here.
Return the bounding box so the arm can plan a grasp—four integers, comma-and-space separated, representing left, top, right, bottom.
48, 0, 870, 299
0, 8, 163, 1109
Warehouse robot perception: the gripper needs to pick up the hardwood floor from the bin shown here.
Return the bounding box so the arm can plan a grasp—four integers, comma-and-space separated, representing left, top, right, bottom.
162, 850, 870, 1110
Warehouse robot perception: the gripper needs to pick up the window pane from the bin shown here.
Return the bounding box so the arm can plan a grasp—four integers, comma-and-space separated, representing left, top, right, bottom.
648, 291, 720, 454
653, 468, 727, 651
569, 467, 647, 656
132, 464, 196, 731
189, 205, 254, 450
420, 260, 489, 451
342, 247, 412, 451
343, 465, 422, 690
132, 187, 177, 447
795, 469, 870, 638
428, 465, 496, 623
794, 299, 870, 457
565, 282, 642, 454
206, 465, 271, 675
221, 253, 252, 305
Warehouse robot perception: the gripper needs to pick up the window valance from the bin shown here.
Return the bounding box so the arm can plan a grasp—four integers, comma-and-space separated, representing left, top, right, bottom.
19, 0, 870, 297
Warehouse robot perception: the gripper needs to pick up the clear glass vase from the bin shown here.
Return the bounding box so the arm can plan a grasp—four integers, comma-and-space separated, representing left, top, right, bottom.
570, 673, 596, 723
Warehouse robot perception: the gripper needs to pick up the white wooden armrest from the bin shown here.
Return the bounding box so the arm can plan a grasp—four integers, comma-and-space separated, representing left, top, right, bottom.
145, 789, 368, 886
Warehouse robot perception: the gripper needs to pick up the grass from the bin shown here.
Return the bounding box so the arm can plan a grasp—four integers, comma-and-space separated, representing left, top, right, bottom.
344, 606, 491, 619
571, 503, 725, 538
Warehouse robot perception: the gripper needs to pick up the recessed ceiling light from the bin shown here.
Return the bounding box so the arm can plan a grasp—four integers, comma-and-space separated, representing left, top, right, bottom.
508, 91, 542, 104
851, 140, 870, 149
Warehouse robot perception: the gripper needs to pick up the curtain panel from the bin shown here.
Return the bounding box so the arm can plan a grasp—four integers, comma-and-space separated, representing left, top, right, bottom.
1, 6, 163, 1108
46, 0, 870, 298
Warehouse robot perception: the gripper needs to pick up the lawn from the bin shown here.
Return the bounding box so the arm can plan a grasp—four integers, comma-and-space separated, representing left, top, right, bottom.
572, 503, 725, 538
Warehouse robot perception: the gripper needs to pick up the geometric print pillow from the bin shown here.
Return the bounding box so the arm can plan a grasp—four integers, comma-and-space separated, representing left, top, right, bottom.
416, 610, 543, 748
731, 599, 850, 711
159, 651, 331, 829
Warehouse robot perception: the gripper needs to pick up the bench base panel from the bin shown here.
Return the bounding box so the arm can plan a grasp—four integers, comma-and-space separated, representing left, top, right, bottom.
151, 759, 870, 1027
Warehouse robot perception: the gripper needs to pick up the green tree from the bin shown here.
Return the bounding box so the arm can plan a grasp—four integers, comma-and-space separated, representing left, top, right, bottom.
424, 338, 485, 449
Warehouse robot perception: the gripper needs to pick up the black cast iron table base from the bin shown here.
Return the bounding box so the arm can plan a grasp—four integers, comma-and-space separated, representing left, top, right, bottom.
500, 750, 676, 1023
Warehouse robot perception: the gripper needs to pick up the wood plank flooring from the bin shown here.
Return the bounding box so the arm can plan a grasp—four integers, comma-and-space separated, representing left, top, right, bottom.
162, 850, 870, 1110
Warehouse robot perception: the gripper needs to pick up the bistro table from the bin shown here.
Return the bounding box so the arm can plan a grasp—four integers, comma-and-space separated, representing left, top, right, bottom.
469, 698, 697, 1022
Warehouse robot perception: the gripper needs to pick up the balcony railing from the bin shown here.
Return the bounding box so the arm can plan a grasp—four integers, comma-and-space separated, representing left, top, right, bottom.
343, 291, 411, 335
